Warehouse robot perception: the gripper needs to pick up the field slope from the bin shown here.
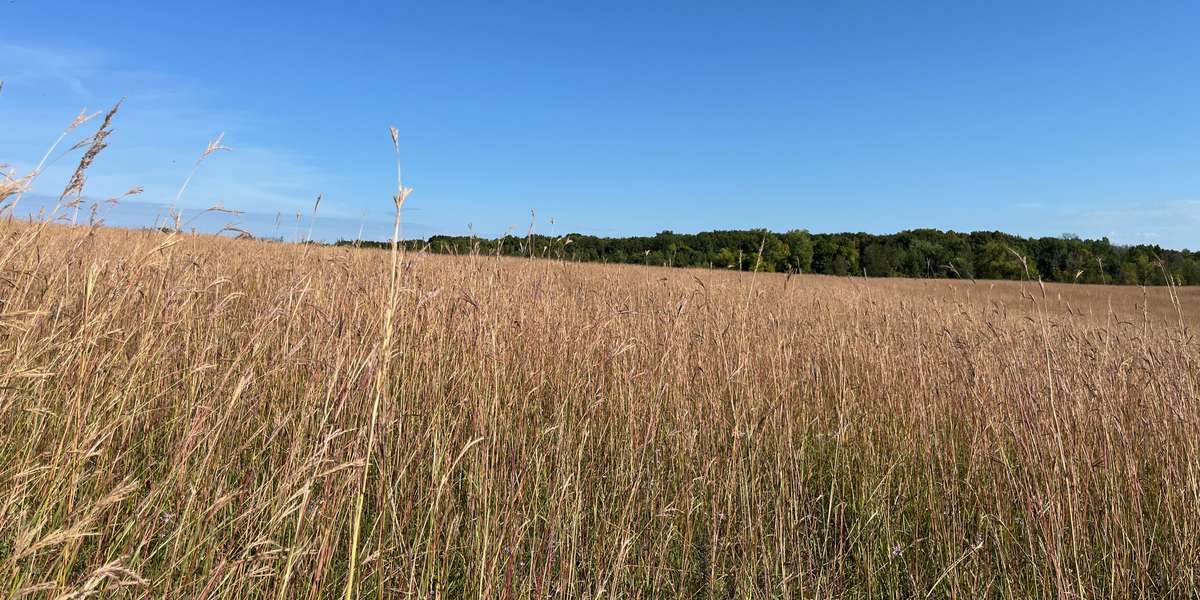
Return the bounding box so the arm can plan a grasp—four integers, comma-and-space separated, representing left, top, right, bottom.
1, 222, 1198, 598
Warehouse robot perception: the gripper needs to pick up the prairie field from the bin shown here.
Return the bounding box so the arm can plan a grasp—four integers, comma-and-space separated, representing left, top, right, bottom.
1, 220, 1198, 598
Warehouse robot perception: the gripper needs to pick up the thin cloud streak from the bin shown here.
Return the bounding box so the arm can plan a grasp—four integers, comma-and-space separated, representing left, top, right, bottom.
1, 43, 355, 229
8, 193, 432, 243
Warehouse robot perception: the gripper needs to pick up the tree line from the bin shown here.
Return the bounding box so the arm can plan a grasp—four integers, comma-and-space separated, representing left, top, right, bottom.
338, 228, 1199, 285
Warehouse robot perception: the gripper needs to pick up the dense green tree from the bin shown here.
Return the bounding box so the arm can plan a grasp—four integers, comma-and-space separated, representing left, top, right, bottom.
759, 234, 790, 272
782, 229, 814, 273
339, 227, 1197, 286
813, 236, 859, 276
975, 241, 1026, 280
862, 243, 899, 277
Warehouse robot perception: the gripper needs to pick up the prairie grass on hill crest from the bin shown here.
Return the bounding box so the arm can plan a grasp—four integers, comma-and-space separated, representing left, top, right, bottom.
0, 221, 1198, 598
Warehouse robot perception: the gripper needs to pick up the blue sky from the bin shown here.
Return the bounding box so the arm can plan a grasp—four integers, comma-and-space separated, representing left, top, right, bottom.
2, 2, 1199, 248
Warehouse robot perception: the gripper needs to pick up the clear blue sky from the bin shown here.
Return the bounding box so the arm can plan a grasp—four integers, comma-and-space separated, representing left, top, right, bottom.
2, 1, 1198, 248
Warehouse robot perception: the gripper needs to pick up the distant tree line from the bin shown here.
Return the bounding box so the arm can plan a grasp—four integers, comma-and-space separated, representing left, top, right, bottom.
338, 229, 1199, 285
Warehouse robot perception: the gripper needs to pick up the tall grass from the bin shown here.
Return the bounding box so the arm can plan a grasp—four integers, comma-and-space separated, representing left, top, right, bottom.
0, 118, 1198, 598
1, 217, 1197, 597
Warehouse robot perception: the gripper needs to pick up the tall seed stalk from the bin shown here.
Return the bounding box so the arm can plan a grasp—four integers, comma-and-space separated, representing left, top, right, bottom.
168, 133, 230, 231
4, 108, 99, 217
345, 126, 412, 598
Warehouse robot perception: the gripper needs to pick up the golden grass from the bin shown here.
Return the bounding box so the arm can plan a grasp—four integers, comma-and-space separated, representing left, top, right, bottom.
1, 220, 1198, 598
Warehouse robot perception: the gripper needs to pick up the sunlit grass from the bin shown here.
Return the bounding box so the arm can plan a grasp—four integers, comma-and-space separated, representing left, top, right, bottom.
1, 215, 1197, 598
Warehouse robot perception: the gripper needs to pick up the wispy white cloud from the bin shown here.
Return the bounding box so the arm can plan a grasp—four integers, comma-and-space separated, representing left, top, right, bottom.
1054, 200, 1200, 249
0, 43, 100, 97
1009, 201, 1044, 210
0, 42, 363, 227
8, 193, 435, 242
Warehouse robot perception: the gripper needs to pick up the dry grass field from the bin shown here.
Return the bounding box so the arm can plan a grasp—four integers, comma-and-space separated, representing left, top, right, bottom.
1, 219, 1198, 598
